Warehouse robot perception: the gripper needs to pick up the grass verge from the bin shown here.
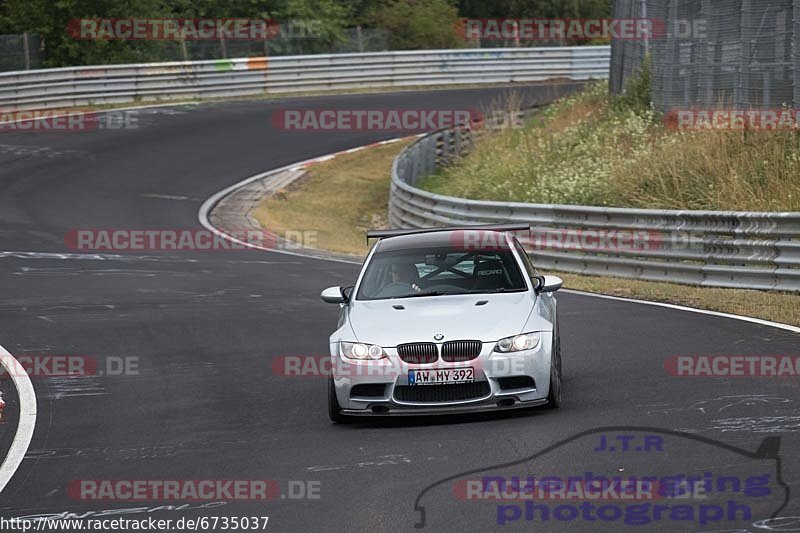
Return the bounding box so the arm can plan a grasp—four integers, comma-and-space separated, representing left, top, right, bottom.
253, 138, 415, 257
253, 137, 800, 328
419, 79, 800, 211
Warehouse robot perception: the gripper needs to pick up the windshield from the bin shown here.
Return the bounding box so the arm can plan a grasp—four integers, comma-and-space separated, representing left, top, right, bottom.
356, 247, 527, 300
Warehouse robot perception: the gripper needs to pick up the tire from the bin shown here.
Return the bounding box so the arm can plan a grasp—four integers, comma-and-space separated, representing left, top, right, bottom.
555, 321, 563, 379
328, 378, 349, 423
545, 328, 563, 409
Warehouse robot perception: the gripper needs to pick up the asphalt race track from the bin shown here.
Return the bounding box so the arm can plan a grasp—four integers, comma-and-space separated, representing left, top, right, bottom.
0, 86, 798, 532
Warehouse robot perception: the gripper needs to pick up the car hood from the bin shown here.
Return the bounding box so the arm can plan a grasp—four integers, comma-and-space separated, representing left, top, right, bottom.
348, 293, 535, 346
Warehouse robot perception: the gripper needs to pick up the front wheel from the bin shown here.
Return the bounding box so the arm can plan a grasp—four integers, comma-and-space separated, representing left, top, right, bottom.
328, 378, 349, 423
545, 330, 562, 409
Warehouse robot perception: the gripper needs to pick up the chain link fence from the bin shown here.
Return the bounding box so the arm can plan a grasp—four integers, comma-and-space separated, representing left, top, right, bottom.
0, 28, 389, 72
611, 0, 800, 110
1, 26, 599, 72
181, 27, 390, 60
0, 34, 41, 71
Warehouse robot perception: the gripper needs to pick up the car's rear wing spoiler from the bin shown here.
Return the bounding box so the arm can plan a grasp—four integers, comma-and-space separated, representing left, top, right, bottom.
366, 224, 532, 241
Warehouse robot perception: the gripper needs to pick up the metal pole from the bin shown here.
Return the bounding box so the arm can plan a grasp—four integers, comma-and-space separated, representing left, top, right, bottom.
665, 0, 679, 111
737, 0, 752, 109
23, 32, 31, 70
794, 0, 800, 107
641, 0, 650, 57
609, 0, 627, 94
699, 0, 712, 105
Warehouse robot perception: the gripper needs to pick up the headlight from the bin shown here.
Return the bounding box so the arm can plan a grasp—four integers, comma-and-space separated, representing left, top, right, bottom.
493, 332, 541, 353
341, 341, 387, 360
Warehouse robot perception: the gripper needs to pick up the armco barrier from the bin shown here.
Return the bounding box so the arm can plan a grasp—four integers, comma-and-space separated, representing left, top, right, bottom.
389, 128, 800, 292
0, 47, 610, 111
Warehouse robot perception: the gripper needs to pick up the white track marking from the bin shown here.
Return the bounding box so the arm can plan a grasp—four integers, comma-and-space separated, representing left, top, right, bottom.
0, 344, 37, 493
0, 251, 127, 260
562, 289, 800, 334
141, 193, 191, 201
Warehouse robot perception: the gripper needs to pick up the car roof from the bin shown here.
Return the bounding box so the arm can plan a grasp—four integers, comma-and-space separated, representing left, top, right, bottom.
373, 229, 513, 252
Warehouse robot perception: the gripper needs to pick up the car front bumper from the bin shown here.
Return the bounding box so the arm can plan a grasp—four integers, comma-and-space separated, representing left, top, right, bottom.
331, 333, 553, 415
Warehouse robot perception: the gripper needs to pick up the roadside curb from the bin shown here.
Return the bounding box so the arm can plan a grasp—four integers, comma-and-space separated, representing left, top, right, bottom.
208, 166, 305, 234
205, 137, 417, 264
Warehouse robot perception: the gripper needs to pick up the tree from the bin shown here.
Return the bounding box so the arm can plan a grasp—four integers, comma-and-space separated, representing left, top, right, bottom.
0, 0, 614, 67
458, 0, 612, 19
274, 0, 351, 53
1, 0, 179, 67
369, 0, 463, 50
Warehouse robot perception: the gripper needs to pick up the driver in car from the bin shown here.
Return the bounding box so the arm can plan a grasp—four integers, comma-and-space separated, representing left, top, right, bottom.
390, 263, 423, 293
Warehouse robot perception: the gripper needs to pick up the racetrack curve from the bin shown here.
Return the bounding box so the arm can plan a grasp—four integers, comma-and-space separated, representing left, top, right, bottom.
0, 85, 798, 532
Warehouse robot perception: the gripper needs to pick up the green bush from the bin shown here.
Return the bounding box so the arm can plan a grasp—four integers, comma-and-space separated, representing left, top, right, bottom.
368, 0, 464, 50
614, 54, 652, 113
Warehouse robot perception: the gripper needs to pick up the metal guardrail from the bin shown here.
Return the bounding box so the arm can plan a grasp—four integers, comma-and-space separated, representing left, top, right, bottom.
0, 47, 610, 111
389, 128, 800, 292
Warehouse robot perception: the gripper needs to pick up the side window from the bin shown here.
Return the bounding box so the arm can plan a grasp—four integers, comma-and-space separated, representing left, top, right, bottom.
513, 237, 539, 279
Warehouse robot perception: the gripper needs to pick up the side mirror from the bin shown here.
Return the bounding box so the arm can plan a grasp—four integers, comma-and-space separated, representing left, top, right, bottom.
536, 275, 562, 293
321, 286, 349, 304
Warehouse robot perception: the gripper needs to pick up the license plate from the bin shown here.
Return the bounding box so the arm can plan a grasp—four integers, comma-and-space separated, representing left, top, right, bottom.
408, 367, 474, 385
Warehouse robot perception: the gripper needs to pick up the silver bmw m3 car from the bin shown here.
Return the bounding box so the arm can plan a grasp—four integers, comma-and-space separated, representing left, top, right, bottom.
320, 224, 563, 422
